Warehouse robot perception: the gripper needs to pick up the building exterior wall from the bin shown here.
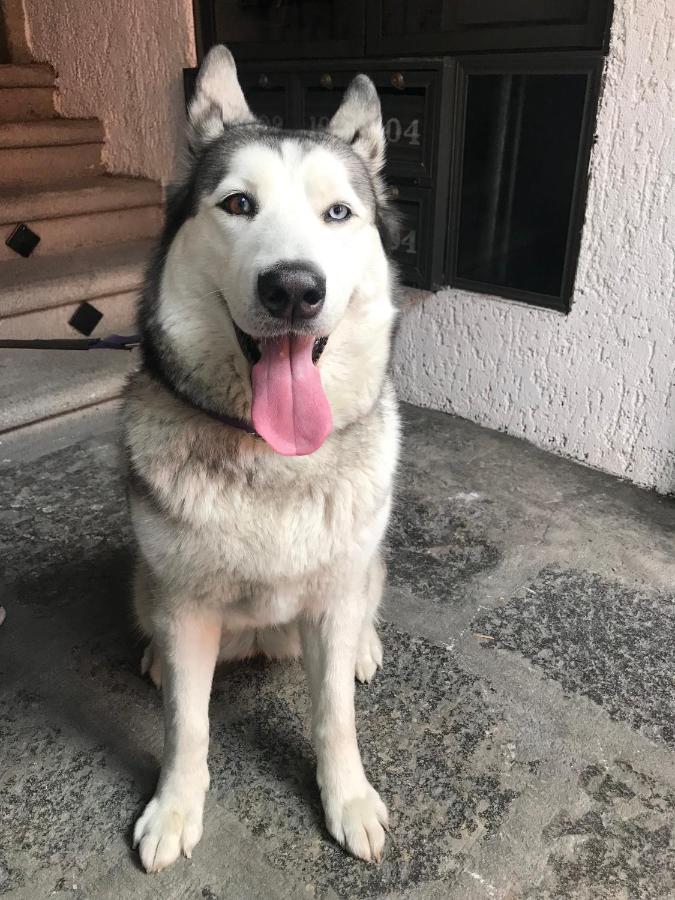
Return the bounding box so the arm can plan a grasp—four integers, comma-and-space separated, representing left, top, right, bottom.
24, 0, 196, 182
394, 0, 675, 494
20, 1, 674, 491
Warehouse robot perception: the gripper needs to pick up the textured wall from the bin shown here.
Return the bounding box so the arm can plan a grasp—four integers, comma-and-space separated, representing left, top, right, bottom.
394, 0, 675, 494
24, 0, 196, 182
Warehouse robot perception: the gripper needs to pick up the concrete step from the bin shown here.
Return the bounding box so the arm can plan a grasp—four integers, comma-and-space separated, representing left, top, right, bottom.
0, 175, 161, 222
0, 86, 56, 122
0, 175, 163, 261
0, 238, 152, 339
0, 290, 138, 339
0, 140, 103, 188
0, 117, 103, 148
0, 346, 138, 435
0, 64, 55, 88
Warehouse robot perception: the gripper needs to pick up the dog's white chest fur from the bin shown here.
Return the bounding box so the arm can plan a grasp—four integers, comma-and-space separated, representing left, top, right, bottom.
126, 374, 397, 627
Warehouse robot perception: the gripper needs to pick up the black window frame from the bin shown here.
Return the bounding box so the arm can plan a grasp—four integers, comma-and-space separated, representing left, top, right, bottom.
445, 51, 604, 313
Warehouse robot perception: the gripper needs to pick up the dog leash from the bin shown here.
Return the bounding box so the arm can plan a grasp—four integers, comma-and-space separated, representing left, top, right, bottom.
0, 333, 259, 435
0, 334, 140, 350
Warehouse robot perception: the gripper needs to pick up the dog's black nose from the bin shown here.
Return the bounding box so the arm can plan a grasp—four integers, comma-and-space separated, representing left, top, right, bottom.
257, 262, 326, 321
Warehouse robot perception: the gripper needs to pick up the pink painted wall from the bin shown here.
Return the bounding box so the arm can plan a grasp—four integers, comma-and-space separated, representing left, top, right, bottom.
24, 0, 196, 182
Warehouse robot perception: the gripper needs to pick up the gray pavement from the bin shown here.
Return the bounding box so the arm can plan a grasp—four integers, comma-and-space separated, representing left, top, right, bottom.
0, 403, 673, 899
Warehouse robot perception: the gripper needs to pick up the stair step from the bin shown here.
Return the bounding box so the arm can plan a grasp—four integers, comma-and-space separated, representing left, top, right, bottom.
0, 176, 163, 260
0, 346, 137, 435
0, 290, 138, 340
0, 141, 103, 187
0, 117, 103, 148
0, 205, 162, 261
0, 64, 55, 88
0, 175, 162, 223
0, 239, 152, 340
0, 86, 56, 122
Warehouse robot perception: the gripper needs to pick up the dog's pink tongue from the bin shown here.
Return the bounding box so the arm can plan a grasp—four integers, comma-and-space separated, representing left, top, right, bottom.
251, 334, 332, 456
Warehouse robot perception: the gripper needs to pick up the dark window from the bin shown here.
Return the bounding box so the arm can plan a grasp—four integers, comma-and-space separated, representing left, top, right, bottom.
457, 72, 587, 298
368, 0, 613, 55
196, 0, 366, 60
447, 55, 602, 311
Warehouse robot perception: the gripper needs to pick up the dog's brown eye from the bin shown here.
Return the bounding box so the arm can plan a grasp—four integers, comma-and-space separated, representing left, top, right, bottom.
219, 193, 255, 217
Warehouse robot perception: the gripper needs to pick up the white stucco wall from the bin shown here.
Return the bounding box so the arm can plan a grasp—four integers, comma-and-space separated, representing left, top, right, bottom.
394, 0, 675, 494
24, 0, 196, 182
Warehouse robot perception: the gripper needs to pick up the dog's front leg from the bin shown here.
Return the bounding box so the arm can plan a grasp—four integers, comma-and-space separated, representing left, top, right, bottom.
301, 587, 388, 862
134, 605, 221, 872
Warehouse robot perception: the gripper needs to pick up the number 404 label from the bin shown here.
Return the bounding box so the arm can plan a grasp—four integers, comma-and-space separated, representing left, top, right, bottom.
384, 118, 421, 146
308, 115, 421, 147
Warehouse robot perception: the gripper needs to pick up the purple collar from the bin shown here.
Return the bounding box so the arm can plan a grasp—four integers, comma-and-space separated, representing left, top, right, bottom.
171, 382, 258, 436
208, 409, 258, 436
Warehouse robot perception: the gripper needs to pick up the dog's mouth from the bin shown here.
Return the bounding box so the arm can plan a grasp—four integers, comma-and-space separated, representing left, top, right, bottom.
233, 323, 328, 366
233, 322, 332, 457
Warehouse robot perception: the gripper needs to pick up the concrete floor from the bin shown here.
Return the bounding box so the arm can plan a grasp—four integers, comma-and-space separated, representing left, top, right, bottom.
0, 403, 673, 899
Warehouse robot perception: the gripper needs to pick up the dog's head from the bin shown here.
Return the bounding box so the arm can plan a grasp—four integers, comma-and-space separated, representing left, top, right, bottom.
145, 46, 397, 456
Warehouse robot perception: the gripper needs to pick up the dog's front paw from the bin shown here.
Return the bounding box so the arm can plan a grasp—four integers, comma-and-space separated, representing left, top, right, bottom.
323, 783, 388, 862
133, 788, 205, 872
355, 623, 383, 684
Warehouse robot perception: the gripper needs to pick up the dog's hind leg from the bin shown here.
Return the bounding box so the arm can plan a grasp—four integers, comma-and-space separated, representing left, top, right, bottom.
134, 559, 163, 689
133, 602, 222, 873
300, 568, 388, 863
140, 639, 163, 689
355, 553, 385, 684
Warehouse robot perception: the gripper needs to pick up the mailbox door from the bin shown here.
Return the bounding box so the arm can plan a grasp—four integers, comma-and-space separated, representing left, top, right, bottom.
388, 184, 435, 287
296, 66, 443, 184
238, 69, 293, 128
296, 69, 357, 132
371, 69, 437, 183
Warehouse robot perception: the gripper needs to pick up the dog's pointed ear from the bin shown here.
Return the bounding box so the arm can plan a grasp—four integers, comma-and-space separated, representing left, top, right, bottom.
327, 75, 385, 175
188, 45, 252, 149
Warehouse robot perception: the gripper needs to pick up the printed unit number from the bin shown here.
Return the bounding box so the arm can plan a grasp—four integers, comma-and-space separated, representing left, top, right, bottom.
392, 228, 417, 256
384, 118, 421, 146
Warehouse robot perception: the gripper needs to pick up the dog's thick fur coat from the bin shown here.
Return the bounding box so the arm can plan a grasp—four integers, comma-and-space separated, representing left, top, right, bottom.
122, 45, 400, 872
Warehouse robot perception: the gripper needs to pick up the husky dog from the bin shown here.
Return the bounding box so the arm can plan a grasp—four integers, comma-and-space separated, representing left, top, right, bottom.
122, 45, 400, 873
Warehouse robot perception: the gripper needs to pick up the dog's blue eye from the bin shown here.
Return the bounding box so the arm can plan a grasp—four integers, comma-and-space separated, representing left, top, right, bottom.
325, 203, 351, 222
220, 193, 255, 217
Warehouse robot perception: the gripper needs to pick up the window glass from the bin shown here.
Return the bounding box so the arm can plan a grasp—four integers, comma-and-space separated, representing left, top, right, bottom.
456, 71, 588, 298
